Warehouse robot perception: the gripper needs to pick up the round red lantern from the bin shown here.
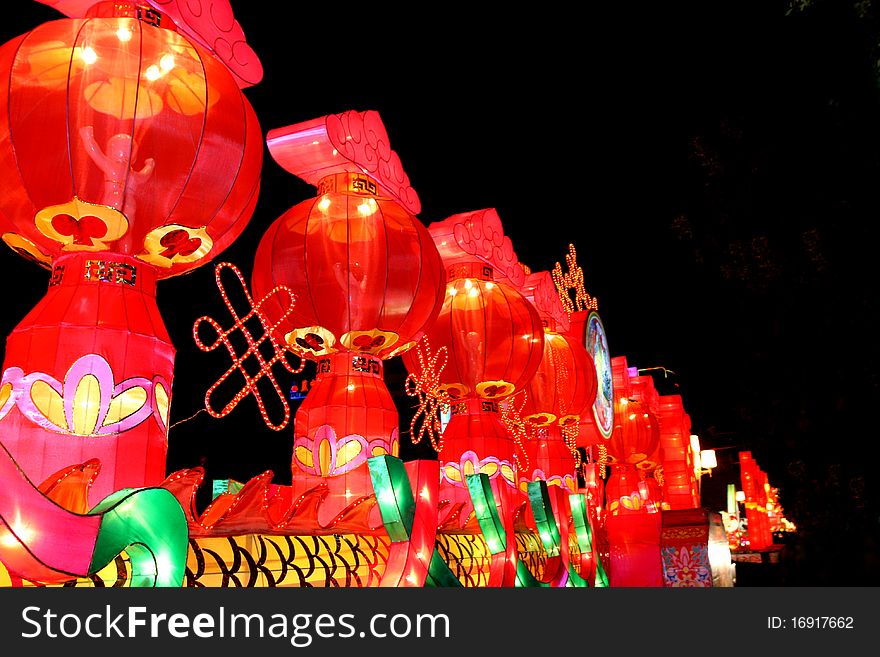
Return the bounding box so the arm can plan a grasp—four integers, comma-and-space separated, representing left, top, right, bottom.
606, 398, 660, 469
513, 270, 596, 496
401, 256, 544, 504
250, 110, 445, 524
401, 209, 544, 586
0, 1, 262, 505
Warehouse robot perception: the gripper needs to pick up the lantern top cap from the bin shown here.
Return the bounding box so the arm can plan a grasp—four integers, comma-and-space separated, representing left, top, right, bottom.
266, 110, 421, 215
36, 0, 263, 88
426, 208, 526, 287
521, 270, 570, 333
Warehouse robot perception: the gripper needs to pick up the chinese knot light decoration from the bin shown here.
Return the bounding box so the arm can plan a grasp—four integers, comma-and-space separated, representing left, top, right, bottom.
0, 0, 263, 505
401, 208, 544, 585
250, 109, 445, 524
550, 245, 612, 454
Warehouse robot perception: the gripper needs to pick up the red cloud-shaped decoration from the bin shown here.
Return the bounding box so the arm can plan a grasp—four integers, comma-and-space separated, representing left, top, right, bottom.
522, 270, 570, 333
36, 0, 263, 88
427, 208, 526, 288
267, 110, 420, 215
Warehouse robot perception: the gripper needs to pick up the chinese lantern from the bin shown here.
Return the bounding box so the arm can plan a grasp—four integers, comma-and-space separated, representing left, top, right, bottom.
605, 357, 659, 472
250, 110, 445, 525
628, 373, 662, 473
401, 208, 544, 585
606, 398, 660, 471
518, 272, 597, 494
657, 395, 699, 510
0, 0, 263, 505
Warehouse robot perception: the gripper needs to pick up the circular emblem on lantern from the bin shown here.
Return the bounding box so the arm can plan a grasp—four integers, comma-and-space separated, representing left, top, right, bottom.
585, 311, 614, 439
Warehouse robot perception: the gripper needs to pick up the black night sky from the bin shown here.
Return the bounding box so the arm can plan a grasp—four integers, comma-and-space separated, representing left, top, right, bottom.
2, 1, 880, 585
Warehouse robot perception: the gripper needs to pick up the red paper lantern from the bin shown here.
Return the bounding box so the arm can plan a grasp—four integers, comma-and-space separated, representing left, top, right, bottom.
0, 1, 261, 274
400, 242, 544, 513
606, 398, 660, 469
250, 110, 445, 524
605, 464, 644, 515
518, 312, 596, 491
0, 1, 262, 505
402, 210, 543, 585
657, 394, 699, 510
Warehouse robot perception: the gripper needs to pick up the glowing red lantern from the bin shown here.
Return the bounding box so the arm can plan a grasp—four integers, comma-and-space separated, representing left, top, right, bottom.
657, 394, 699, 510
605, 464, 644, 515
402, 212, 543, 499
607, 398, 660, 469
604, 461, 664, 587
605, 357, 660, 473
250, 110, 445, 523
0, 1, 262, 505
402, 209, 544, 586
518, 271, 596, 493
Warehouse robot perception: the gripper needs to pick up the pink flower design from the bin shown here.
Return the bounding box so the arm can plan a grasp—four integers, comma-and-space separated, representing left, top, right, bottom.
293, 424, 397, 477
12, 354, 154, 436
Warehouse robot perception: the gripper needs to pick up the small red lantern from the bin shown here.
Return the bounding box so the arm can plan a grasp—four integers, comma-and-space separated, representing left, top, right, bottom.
605, 357, 660, 472
606, 398, 660, 469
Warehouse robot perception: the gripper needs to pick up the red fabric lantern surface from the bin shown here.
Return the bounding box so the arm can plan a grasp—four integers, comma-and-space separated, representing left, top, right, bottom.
0, 1, 262, 505
605, 464, 644, 515
251, 110, 445, 526
605, 512, 663, 587
605, 357, 659, 471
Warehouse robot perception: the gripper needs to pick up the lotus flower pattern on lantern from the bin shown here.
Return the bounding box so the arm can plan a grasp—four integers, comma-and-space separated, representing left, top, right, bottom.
518, 468, 577, 494
0, 354, 169, 436
661, 544, 711, 587
441, 450, 516, 488
293, 424, 399, 477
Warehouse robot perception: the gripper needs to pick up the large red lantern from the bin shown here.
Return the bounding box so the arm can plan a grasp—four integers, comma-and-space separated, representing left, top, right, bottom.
402, 211, 543, 501
402, 209, 544, 585
251, 110, 445, 524
0, 0, 262, 505
518, 271, 596, 493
